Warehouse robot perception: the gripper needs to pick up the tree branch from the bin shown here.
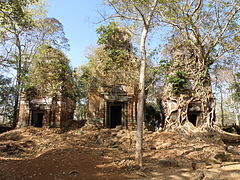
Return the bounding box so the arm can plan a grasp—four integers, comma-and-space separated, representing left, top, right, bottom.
191, 0, 203, 15
95, 10, 141, 24
208, 6, 240, 55
133, 4, 147, 27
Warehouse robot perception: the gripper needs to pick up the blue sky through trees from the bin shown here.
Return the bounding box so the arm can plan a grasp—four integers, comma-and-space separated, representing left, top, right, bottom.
47, 0, 105, 68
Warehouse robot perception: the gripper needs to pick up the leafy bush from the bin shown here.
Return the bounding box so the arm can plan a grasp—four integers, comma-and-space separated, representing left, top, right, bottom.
167, 71, 188, 94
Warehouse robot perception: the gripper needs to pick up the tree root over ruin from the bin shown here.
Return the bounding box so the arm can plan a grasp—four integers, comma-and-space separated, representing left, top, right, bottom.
164, 121, 240, 145
213, 126, 240, 144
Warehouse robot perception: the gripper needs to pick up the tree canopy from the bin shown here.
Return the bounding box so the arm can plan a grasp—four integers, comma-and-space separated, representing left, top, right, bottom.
0, 0, 38, 29
88, 22, 139, 87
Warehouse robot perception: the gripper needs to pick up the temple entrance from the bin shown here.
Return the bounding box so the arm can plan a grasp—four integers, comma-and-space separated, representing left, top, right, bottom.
188, 113, 198, 126
107, 103, 123, 128
32, 111, 45, 127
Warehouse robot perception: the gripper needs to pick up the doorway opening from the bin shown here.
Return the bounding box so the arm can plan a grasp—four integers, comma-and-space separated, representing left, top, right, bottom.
32, 111, 45, 127
108, 103, 123, 128
188, 113, 198, 126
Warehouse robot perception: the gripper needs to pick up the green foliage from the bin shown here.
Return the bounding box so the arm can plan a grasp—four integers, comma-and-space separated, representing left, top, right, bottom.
73, 64, 94, 120
0, 75, 15, 121
27, 45, 76, 98
145, 103, 163, 131
96, 22, 132, 68
0, 0, 38, 29
0, 0, 69, 74
87, 22, 138, 87
167, 71, 188, 94
97, 22, 131, 48
145, 58, 169, 94
74, 64, 91, 100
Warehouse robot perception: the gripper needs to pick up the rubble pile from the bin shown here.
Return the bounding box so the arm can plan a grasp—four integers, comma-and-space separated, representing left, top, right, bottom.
0, 122, 240, 171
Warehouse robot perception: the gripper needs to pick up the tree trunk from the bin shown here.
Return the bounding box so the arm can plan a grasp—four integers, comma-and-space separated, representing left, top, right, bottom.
220, 88, 224, 126
231, 97, 240, 126
234, 107, 239, 126
231, 74, 240, 126
13, 33, 22, 128
136, 27, 148, 167
134, 0, 158, 167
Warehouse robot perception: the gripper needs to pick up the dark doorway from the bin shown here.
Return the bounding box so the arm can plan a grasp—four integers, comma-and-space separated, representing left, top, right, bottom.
188, 113, 198, 126
109, 104, 122, 128
32, 112, 44, 127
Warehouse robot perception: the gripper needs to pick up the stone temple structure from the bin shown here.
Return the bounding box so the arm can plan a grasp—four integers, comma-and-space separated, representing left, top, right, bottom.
87, 84, 138, 130
17, 46, 76, 128
17, 95, 76, 128
161, 36, 216, 127
86, 23, 139, 129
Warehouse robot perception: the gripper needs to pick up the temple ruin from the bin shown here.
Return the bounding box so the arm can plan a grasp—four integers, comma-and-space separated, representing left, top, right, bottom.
162, 36, 215, 127
86, 23, 139, 129
17, 95, 75, 128
17, 46, 76, 128
87, 84, 138, 129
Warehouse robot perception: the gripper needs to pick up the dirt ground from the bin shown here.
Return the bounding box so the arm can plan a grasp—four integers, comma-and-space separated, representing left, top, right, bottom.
0, 123, 240, 180
0, 147, 136, 180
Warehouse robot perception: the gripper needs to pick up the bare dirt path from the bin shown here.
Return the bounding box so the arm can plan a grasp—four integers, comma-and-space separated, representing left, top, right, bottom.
0, 147, 137, 180
1, 125, 240, 180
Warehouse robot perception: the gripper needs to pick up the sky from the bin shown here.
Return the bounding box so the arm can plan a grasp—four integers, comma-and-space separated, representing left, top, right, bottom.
46, 0, 167, 68
47, 0, 106, 68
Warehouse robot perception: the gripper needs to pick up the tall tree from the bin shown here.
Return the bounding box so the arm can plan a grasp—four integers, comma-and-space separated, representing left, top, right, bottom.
0, 0, 69, 126
211, 50, 240, 126
0, 0, 40, 127
158, 0, 240, 127
104, 0, 159, 167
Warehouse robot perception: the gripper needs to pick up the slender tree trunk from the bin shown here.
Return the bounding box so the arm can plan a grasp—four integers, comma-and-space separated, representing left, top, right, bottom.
231, 74, 240, 126
135, 0, 158, 167
3, 107, 5, 123
234, 106, 239, 126
215, 73, 224, 126
231, 97, 240, 126
13, 33, 22, 128
136, 27, 148, 167
220, 88, 224, 126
